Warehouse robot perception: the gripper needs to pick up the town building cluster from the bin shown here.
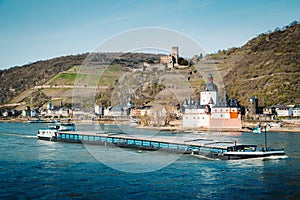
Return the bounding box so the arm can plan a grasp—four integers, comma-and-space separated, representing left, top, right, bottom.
1, 96, 299, 123
247, 95, 300, 119
0, 101, 71, 119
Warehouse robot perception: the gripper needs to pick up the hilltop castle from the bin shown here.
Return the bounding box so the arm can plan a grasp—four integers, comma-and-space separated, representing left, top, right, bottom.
160, 46, 179, 67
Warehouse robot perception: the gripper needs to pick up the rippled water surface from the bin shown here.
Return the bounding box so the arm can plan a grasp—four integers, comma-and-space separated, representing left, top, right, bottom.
0, 122, 299, 199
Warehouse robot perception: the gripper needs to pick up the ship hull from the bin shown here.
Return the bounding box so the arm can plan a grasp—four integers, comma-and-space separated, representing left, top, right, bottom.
223, 150, 285, 160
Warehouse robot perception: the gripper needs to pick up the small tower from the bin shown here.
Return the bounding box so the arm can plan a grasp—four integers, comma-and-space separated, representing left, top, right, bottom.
172, 46, 179, 64
200, 74, 218, 106
248, 96, 258, 115
205, 74, 218, 91
47, 101, 53, 110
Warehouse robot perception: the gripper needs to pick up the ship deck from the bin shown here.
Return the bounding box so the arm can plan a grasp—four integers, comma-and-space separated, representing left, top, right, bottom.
58, 130, 237, 153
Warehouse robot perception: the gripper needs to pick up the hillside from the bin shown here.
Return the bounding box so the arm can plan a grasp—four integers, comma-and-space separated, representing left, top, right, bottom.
209, 22, 300, 106
1, 22, 299, 109
0, 53, 161, 107
0, 54, 88, 105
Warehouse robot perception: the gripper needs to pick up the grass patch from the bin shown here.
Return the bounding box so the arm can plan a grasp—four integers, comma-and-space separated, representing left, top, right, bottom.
98, 64, 126, 86
47, 73, 87, 85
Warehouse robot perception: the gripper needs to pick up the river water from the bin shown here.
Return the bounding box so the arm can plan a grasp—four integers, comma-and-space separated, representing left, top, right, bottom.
0, 122, 299, 199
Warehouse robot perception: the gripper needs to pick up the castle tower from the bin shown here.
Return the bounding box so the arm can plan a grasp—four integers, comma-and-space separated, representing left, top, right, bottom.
200, 74, 218, 107
172, 46, 179, 64
205, 74, 218, 91
248, 96, 258, 115
47, 101, 53, 110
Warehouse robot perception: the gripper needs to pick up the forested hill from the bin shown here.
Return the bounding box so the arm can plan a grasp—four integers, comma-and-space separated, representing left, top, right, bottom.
0, 52, 161, 105
210, 22, 300, 106
0, 54, 88, 104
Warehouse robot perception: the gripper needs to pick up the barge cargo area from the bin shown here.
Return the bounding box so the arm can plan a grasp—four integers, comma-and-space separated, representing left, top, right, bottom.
38, 129, 285, 160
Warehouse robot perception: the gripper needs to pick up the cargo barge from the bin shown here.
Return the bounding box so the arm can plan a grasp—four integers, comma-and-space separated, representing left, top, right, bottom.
37, 124, 285, 160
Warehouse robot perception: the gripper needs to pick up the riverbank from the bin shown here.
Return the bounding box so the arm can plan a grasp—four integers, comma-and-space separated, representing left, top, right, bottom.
1, 117, 300, 133
136, 119, 300, 133
136, 125, 300, 133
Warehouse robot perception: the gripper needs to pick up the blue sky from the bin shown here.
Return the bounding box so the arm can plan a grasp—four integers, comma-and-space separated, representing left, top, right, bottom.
0, 0, 299, 69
